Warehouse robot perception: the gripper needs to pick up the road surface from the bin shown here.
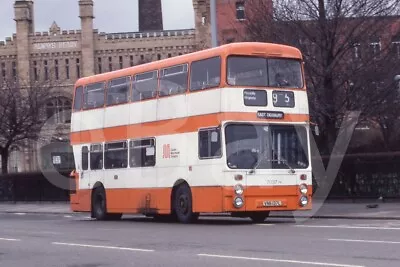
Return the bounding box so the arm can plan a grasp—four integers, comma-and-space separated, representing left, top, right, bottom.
1, 213, 400, 267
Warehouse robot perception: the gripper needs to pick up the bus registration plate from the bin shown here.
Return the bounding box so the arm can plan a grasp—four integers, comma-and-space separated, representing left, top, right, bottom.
263, 200, 283, 207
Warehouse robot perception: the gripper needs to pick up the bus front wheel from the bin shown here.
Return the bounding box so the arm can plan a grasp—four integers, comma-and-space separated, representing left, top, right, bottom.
173, 184, 198, 224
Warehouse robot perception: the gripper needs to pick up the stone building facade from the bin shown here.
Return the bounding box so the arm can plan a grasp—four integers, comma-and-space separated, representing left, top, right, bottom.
0, 0, 212, 173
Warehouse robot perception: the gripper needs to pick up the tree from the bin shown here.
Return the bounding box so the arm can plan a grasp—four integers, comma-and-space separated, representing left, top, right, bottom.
241, 0, 400, 154
0, 75, 60, 174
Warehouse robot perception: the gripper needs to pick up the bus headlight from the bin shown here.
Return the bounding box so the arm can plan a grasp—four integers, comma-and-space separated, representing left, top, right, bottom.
234, 184, 244, 195
299, 184, 308, 195
233, 196, 244, 208
299, 196, 308, 207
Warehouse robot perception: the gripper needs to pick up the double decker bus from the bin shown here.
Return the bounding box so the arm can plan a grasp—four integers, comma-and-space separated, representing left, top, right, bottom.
69, 42, 312, 223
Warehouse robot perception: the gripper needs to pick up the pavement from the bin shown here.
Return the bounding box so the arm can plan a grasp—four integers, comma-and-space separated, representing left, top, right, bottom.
0, 199, 399, 220
1, 211, 400, 266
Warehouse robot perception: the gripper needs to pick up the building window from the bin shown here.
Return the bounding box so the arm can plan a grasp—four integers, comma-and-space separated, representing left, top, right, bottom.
12, 61, 17, 81
76, 58, 81, 78
130, 55, 134, 67
65, 59, 70, 79
198, 128, 222, 159
157, 54, 161, 60
44, 60, 49, 80
98, 57, 102, 73
226, 38, 235, 44
55, 59, 59, 80
129, 138, 156, 167
178, 53, 182, 56
1, 62, 6, 79
90, 144, 103, 170
46, 97, 72, 124
8, 147, 20, 173
236, 1, 245, 20
104, 141, 128, 169
353, 43, 361, 59
369, 39, 381, 58
109, 56, 113, 72
140, 55, 144, 61
33, 60, 38, 81
392, 40, 400, 59
119, 56, 123, 69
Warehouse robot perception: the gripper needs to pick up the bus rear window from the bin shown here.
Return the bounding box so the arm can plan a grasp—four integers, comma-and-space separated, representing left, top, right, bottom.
227, 56, 303, 89
73, 86, 83, 111
84, 82, 105, 109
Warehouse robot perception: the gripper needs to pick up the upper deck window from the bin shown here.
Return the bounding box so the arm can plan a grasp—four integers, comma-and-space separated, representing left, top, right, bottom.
84, 82, 105, 109
132, 70, 158, 101
159, 64, 188, 96
107, 77, 130, 106
73, 86, 83, 111
227, 56, 303, 89
190, 57, 221, 91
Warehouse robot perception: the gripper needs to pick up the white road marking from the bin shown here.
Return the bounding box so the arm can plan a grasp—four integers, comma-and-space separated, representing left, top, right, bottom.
0, 238, 20, 242
52, 242, 154, 252
254, 223, 275, 226
295, 225, 400, 230
14, 213, 26, 215
198, 253, 364, 267
63, 215, 72, 218
329, 238, 400, 244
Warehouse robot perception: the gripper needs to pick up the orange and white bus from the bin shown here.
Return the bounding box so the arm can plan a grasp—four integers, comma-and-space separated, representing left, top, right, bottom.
69, 42, 312, 223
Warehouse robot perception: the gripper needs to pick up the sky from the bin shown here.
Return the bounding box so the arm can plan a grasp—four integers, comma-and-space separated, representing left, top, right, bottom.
0, 0, 195, 41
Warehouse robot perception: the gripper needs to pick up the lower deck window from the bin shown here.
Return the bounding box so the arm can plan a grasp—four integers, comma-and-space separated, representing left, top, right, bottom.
129, 138, 156, 167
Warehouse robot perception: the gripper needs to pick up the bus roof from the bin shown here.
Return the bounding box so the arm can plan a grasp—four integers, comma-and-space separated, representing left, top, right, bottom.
74, 42, 303, 88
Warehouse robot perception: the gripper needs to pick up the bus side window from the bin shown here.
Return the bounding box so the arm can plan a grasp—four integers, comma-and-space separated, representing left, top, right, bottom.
129, 138, 156, 167
90, 144, 103, 170
199, 128, 222, 159
104, 141, 128, 169
160, 64, 188, 96
106, 77, 130, 106
132, 71, 158, 101
82, 146, 88, 170
190, 57, 221, 91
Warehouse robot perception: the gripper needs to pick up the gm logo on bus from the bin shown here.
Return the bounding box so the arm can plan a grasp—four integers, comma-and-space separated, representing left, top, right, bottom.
163, 144, 180, 159
163, 144, 171, 159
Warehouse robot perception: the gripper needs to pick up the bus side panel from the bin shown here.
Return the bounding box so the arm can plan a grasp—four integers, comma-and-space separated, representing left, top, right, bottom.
191, 186, 224, 213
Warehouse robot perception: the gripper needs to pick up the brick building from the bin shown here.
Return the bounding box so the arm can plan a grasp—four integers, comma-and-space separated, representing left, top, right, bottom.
0, 0, 212, 173
215, 0, 272, 45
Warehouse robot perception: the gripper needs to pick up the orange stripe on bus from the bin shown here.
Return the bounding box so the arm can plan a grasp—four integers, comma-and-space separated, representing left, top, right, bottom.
70, 185, 312, 214
70, 112, 309, 144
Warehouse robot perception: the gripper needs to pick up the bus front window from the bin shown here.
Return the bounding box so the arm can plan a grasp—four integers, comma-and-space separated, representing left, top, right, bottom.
225, 124, 309, 170
227, 56, 303, 89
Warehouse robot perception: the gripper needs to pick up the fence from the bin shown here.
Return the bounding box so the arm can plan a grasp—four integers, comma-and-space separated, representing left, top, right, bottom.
0, 152, 399, 202
0, 171, 72, 202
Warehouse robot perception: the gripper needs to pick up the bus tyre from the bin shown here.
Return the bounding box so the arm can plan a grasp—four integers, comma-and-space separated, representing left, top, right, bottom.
173, 184, 198, 224
249, 212, 270, 223
92, 187, 108, 220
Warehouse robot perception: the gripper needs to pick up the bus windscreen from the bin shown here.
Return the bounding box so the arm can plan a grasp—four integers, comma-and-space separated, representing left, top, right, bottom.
227, 56, 303, 89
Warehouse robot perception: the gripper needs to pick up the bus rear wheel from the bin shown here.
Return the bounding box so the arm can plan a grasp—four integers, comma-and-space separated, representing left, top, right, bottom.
173, 184, 198, 224
249, 212, 270, 223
